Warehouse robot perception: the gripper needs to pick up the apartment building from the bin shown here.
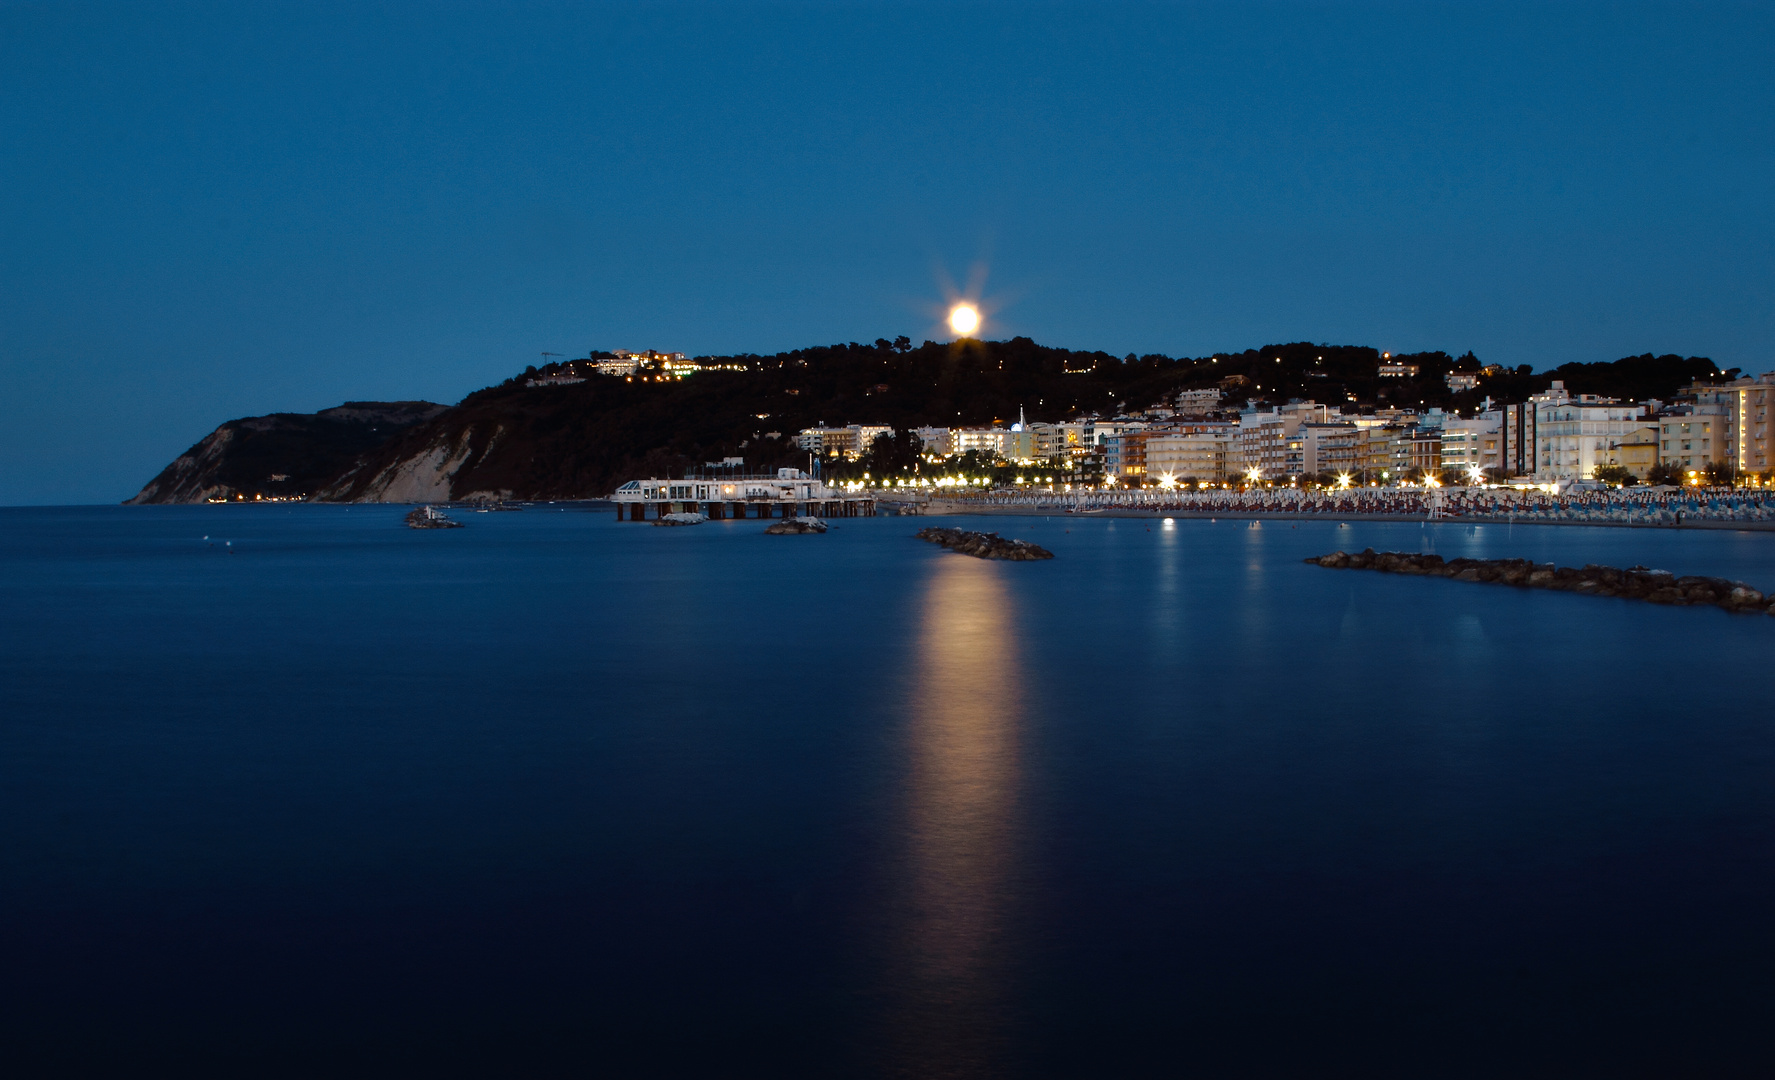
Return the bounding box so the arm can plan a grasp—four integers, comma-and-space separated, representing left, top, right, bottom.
1105, 430, 1149, 480
1300, 423, 1361, 477
1237, 409, 1301, 479
1356, 425, 1413, 480
1532, 381, 1644, 481
1686, 372, 1775, 476
796, 424, 893, 459
1604, 427, 1660, 479
1146, 427, 1236, 483
1653, 408, 1729, 477
1174, 388, 1225, 416
1440, 416, 1501, 479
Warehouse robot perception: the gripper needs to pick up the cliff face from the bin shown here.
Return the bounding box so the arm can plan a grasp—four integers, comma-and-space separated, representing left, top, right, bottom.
125, 402, 446, 504
315, 377, 698, 502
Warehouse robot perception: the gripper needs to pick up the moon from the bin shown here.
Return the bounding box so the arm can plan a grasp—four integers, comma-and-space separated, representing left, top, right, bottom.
948, 303, 980, 336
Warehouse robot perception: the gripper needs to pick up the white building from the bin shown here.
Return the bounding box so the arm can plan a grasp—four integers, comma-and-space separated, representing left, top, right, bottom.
952, 428, 1037, 461
1175, 388, 1224, 416
1085, 419, 1146, 448
910, 426, 1038, 461
797, 424, 894, 459
1053, 421, 1094, 457
913, 426, 953, 455
1532, 382, 1644, 481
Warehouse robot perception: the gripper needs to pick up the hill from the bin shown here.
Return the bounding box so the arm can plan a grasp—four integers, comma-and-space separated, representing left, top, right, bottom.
125, 339, 1734, 503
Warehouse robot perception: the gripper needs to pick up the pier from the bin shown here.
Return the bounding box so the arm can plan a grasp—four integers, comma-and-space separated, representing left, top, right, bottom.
610, 468, 875, 521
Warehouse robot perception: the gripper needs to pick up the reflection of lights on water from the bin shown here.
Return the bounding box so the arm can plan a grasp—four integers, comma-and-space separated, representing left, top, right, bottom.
887, 555, 1023, 1073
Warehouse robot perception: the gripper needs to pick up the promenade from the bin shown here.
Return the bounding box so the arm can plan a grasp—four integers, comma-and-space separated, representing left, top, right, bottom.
925, 485, 1775, 529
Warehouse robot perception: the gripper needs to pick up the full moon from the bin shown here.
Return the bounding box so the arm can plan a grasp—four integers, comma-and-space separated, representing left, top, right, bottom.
948, 303, 980, 336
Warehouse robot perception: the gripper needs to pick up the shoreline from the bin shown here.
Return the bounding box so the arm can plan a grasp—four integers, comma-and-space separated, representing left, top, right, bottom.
915, 500, 1775, 532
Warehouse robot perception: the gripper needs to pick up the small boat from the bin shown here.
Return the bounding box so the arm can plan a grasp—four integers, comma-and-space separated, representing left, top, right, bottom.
406, 505, 464, 529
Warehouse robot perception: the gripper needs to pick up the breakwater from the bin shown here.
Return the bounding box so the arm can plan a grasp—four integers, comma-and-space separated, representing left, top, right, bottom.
1307, 549, 1775, 615
915, 527, 1054, 561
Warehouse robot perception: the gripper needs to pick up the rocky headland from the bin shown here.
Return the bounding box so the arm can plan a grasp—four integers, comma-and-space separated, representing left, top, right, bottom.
1307, 549, 1773, 615
916, 527, 1054, 561
127, 402, 447, 504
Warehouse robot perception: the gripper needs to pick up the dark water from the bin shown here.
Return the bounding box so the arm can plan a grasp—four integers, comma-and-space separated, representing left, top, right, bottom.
3, 506, 1773, 1077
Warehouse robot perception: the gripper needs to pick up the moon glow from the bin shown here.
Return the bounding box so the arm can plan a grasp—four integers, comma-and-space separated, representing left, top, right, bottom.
948, 304, 980, 336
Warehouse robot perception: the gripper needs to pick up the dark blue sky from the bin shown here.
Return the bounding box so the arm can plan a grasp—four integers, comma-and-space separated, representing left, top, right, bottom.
3, 2, 1771, 503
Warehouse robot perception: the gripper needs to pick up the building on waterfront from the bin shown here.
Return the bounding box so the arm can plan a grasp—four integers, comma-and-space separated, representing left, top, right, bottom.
1604, 426, 1661, 479
1235, 403, 1328, 479
1105, 430, 1149, 481
1355, 425, 1413, 481
950, 427, 1038, 462
1497, 401, 1536, 477
1051, 421, 1094, 458
1686, 372, 1775, 477
908, 425, 1038, 462
1085, 418, 1146, 449
1146, 426, 1236, 484
1440, 416, 1501, 478
1531, 381, 1645, 481
796, 424, 893, 459
1300, 422, 1361, 478
914, 426, 954, 455
1408, 427, 1442, 476
1653, 407, 1729, 477
1237, 409, 1299, 479
1023, 422, 1061, 460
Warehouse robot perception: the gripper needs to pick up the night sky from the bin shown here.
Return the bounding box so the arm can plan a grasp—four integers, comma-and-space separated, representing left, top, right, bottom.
3, 2, 1771, 504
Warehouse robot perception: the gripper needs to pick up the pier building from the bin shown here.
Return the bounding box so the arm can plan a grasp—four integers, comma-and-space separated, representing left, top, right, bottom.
610, 468, 875, 521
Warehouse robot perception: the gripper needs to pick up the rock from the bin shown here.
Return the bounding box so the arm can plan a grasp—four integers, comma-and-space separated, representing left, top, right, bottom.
766, 517, 828, 534
1305, 549, 1770, 619
404, 506, 463, 529
915, 526, 1053, 561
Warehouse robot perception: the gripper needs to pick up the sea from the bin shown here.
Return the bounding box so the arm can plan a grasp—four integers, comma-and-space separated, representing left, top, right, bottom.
2, 505, 1773, 1077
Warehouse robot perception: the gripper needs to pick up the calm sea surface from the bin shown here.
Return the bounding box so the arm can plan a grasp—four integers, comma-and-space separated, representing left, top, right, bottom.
3, 506, 1773, 1077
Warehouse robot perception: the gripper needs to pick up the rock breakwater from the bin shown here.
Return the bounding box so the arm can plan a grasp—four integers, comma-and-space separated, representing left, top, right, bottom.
916, 527, 1054, 561
1307, 549, 1774, 615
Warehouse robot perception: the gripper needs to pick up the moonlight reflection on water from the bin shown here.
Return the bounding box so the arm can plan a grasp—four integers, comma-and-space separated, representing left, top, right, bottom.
885, 554, 1026, 1077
